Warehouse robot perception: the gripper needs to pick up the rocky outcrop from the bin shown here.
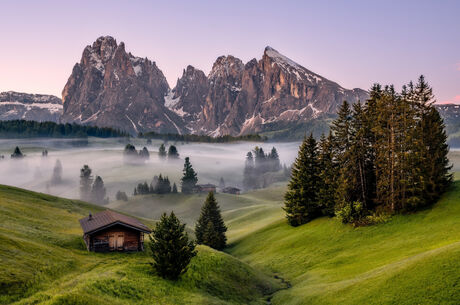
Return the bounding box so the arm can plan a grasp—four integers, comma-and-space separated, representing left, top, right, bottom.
0, 91, 62, 122
201, 47, 367, 135
165, 65, 209, 130
60, 37, 368, 136
61, 36, 185, 135
167, 46, 368, 136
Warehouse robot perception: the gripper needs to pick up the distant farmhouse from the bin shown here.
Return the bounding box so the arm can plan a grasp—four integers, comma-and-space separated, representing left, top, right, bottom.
222, 187, 241, 195
79, 210, 151, 252
193, 184, 217, 193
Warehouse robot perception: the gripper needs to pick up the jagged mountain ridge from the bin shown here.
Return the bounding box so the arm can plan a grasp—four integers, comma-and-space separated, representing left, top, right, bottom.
170, 46, 369, 136
60, 36, 368, 136
0, 91, 62, 122
60, 36, 185, 135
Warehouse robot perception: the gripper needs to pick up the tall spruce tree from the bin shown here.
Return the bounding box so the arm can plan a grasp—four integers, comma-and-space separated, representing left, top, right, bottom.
243, 151, 256, 190
317, 132, 337, 216
181, 157, 198, 193
268, 147, 281, 172
91, 176, 107, 204
51, 159, 63, 185
284, 134, 321, 226
195, 192, 227, 250
172, 182, 178, 193
331, 101, 352, 162
80, 165, 93, 202
149, 212, 196, 280
159, 144, 167, 158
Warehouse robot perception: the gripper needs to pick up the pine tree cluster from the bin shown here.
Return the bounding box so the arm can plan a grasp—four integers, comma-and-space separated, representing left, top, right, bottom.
123, 144, 150, 163
115, 190, 128, 201
284, 76, 452, 226
133, 174, 174, 195
79, 165, 108, 204
243, 146, 282, 190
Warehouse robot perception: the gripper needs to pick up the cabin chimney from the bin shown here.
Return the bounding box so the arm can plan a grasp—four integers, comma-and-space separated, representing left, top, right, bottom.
89, 212, 93, 220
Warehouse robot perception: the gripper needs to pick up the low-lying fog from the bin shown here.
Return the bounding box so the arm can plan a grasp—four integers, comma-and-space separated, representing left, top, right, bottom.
0, 138, 301, 201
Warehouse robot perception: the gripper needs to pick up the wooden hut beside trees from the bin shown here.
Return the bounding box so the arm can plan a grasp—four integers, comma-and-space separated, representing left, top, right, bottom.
79, 210, 151, 252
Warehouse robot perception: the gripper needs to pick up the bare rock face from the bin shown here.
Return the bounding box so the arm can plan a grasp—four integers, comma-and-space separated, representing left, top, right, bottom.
61, 37, 368, 137
167, 46, 368, 136
61, 36, 184, 135
165, 65, 209, 129
0, 91, 62, 122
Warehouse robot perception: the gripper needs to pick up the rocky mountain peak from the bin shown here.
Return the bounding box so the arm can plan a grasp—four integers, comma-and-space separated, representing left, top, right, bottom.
166, 65, 209, 123
263, 46, 300, 69
209, 55, 244, 79
61, 36, 183, 135
58, 37, 369, 137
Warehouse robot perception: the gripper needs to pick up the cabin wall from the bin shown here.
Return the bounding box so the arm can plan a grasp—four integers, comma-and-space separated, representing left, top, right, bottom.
89, 224, 143, 252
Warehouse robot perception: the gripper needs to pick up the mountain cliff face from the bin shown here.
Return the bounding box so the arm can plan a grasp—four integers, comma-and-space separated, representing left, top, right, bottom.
165, 65, 209, 130
61, 36, 184, 134
168, 46, 368, 136
0, 91, 62, 122
60, 36, 368, 136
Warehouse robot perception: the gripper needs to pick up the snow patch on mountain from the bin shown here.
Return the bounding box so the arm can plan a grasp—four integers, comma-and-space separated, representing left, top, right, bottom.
265, 46, 324, 83
164, 90, 180, 108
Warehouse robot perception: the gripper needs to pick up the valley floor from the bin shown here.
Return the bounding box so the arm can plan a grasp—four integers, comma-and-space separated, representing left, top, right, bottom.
1, 179, 459, 304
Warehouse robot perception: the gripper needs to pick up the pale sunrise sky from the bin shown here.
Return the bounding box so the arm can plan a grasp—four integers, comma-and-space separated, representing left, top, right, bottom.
0, 0, 459, 103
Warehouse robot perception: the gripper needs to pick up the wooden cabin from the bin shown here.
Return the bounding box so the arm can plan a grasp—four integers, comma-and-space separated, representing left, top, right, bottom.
222, 187, 241, 195
193, 184, 217, 193
79, 210, 151, 252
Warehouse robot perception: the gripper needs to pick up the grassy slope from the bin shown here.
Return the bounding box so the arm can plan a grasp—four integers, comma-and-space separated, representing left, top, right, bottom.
0, 185, 280, 305
107, 183, 287, 238
228, 181, 460, 305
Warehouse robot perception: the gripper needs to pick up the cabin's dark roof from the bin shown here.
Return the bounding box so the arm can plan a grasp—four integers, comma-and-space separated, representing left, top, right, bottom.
222, 187, 241, 192
79, 210, 151, 234
197, 184, 216, 188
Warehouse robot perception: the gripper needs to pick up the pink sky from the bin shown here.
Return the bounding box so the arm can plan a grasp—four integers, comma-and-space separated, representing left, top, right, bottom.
0, 0, 459, 104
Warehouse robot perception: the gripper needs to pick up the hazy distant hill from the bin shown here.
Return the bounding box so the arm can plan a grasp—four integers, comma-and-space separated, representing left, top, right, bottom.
0, 91, 62, 122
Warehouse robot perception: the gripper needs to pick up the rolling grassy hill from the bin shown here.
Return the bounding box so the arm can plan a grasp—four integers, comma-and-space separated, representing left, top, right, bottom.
107, 183, 286, 240
2, 178, 460, 304
227, 181, 460, 305
0, 185, 280, 305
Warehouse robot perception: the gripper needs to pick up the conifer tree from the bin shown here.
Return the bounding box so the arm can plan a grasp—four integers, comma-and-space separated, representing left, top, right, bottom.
168, 145, 179, 159
243, 151, 256, 190
181, 157, 198, 193
172, 183, 178, 193
91, 176, 107, 204
419, 103, 452, 205
195, 192, 227, 250
159, 144, 167, 158
80, 165, 93, 202
115, 190, 128, 201
51, 159, 63, 184
331, 101, 352, 162
149, 212, 196, 280
268, 147, 281, 171
11, 146, 24, 158
317, 132, 337, 216
219, 177, 225, 190
283, 134, 321, 226
139, 147, 150, 160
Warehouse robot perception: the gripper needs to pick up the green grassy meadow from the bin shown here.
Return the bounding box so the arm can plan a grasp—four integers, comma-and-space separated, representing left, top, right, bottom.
1, 171, 460, 304
228, 181, 460, 305
0, 185, 280, 305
